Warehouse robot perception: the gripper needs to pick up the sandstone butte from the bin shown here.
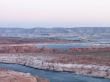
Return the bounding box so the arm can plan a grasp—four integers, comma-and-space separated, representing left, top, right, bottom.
0, 69, 49, 82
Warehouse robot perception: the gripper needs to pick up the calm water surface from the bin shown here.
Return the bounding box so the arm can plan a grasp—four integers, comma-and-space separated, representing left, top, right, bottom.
36, 43, 93, 49
0, 63, 110, 82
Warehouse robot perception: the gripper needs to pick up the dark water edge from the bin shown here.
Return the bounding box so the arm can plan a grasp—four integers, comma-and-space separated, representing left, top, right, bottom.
0, 63, 110, 82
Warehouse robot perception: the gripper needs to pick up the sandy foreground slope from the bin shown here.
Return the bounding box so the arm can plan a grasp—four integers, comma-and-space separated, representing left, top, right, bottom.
0, 69, 49, 82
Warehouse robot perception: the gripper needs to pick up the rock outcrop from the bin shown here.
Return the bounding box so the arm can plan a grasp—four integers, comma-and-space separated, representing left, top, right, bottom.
0, 69, 49, 82
0, 54, 110, 79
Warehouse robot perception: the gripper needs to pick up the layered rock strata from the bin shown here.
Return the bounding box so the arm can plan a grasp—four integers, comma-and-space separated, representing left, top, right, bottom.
0, 54, 110, 79
0, 44, 110, 53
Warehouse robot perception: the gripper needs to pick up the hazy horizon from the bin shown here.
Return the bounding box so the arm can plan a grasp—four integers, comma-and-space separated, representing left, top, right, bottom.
0, 0, 110, 28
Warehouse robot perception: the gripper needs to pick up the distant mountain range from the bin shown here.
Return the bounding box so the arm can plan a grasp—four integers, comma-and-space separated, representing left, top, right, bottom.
0, 27, 110, 40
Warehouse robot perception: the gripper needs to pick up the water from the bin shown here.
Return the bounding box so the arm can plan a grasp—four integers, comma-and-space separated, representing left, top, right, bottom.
36, 39, 110, 49
36, 43, 93, 49
0, 63, 110, 82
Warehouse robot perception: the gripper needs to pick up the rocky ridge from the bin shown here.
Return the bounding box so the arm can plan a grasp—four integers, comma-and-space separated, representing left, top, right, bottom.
0, 54, 110, 79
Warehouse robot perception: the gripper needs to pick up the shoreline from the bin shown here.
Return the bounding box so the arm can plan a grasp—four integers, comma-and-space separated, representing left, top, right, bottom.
0, 69, 49, 82
0, 53, 110, 79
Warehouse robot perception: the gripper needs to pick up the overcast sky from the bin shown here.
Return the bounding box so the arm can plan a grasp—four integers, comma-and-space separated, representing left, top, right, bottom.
0, 0, 110, 28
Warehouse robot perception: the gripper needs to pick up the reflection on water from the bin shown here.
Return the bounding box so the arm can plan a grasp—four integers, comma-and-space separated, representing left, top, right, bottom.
0, 63, 110, 82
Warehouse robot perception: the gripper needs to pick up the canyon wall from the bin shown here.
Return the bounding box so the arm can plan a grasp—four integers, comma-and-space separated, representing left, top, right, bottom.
0, 54, 110, 79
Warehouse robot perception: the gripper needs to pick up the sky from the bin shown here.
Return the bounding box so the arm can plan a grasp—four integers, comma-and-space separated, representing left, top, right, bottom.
0, 0, 110, 28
